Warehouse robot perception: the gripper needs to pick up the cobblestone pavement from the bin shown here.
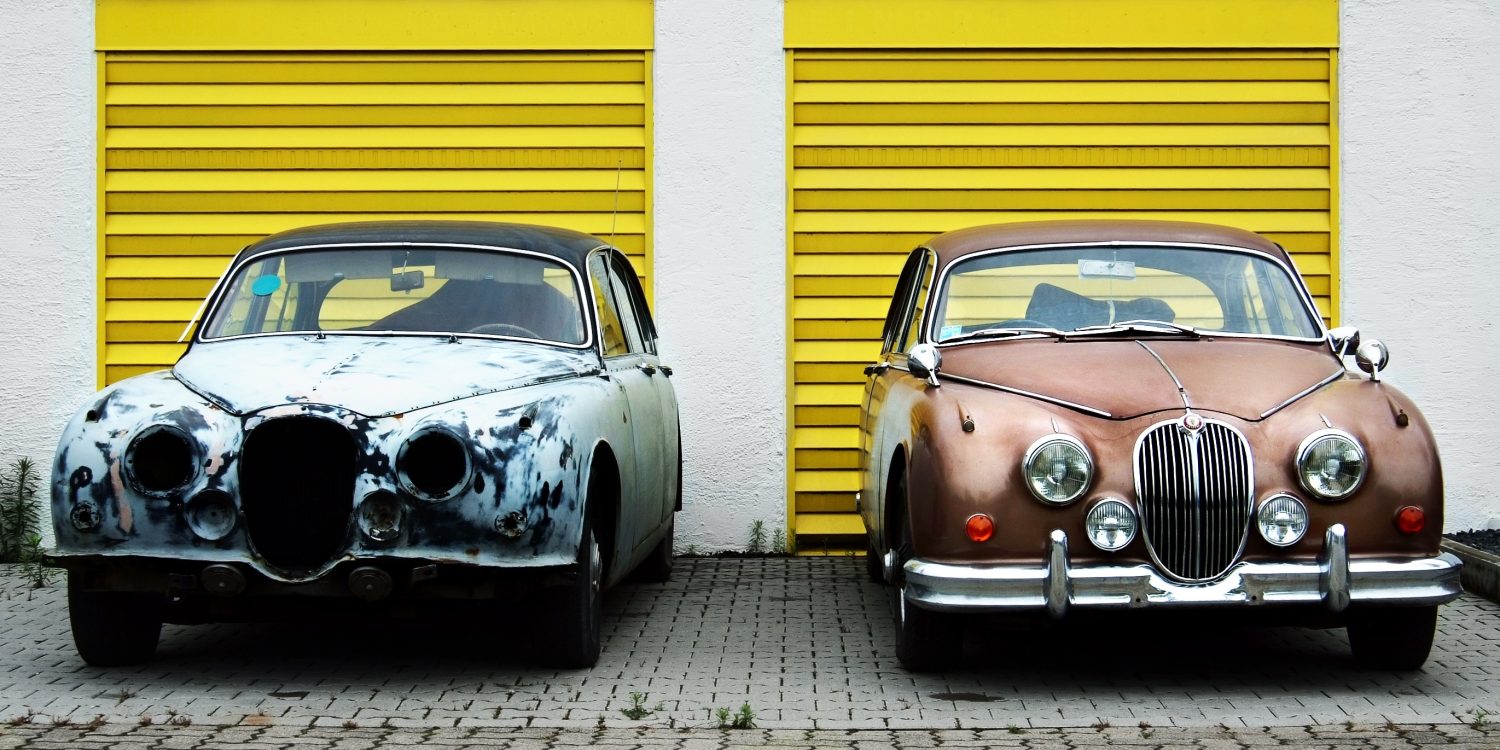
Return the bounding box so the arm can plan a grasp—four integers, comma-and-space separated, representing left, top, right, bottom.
1, 558, 1496, 735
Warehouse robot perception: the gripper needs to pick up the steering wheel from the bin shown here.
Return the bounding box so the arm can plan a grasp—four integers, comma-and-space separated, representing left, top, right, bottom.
468, 323, 540, 338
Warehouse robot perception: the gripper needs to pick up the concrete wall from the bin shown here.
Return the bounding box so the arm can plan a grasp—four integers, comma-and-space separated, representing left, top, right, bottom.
1, 1, 1495, 552
1341, 0, 1500, 531
0, 0, 95, 546
654, 1, 788, 552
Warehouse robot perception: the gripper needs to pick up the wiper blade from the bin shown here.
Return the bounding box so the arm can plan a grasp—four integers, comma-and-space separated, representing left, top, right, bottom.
1069, 320, 1201, 338
941, 326, 1067, 343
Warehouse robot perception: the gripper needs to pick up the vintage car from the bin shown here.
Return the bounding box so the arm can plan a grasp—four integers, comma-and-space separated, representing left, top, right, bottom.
859, 220, 1463, 671
51, 221, 679, 668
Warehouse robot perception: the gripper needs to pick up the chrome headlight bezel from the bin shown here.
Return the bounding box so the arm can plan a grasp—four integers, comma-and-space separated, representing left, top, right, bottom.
1022, 434, 1094, 506
1295, 429, 1367, 500
1256, 493, 1309, 547
1084, 497, 1137, 551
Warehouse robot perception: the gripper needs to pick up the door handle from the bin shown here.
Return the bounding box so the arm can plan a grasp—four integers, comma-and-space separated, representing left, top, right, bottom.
638, 363, 657, 376
863, 362, 889, 377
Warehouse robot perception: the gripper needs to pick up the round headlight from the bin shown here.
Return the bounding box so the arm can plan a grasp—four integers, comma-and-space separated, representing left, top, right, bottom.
396, 427, 472, 502
1084, 498, 1137, 551
124, 424, 199, 496
1296, 430, 1366, 500
185, 489, 237, 541
1257, 494, 1309, 547
1023, 435, 1093, 505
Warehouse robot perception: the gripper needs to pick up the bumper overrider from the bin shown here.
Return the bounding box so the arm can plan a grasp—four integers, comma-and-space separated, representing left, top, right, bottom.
900, 524, 1464, 618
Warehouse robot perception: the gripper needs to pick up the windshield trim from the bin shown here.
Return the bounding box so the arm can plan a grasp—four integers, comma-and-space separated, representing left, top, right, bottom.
922, 240, 1329, 347
193, 241, 597, 350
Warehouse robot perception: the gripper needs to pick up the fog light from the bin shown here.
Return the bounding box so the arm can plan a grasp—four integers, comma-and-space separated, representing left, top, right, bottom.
965, 514, 994, 543
185, 489, 237, 541
357, 490, 404, 542
1395, 505, 1425, 535
1084, 498, 1137, 551
69, 500, 102, 532
1257, 494, 1308, 547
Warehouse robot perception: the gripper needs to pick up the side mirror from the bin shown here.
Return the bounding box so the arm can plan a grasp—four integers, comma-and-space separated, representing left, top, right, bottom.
1355, 339, 1390, 381
907, 344, 942, 388
1328, 325, 1360, 357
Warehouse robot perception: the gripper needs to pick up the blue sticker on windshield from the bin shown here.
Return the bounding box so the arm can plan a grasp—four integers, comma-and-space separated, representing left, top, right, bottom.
939, 325, 962, 340
251, 275, 282, 296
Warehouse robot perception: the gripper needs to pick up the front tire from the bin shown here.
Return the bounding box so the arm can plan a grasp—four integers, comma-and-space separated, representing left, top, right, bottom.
1347, 605, 1438, 670
889, 472, 958, 672
68, 574, 163, 667
540, 519, 603, 668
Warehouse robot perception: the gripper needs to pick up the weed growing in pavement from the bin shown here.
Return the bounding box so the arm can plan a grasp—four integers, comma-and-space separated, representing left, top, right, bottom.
619, 692, 662, 721
0, 458, 56, 588
1007, 724, 1025, 734
713, 703, 755, 730
1138, 721, 1153, 738
1091, 720, 1110, 731
169, 715, 191, 726
50, 716, 71, 727
747, 520, 767, 554
771, 528, 787, 555
7, 710, 35, 726
1470, 708, 1492, 728
1343, 720, 1356, 731
111, 688, 137, 704
84, 715, 106, 729
137, 716, 153, 727
343, 720, 358, 729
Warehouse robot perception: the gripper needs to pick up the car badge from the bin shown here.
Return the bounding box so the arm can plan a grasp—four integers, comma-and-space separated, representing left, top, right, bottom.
1180, 412, 1204, 432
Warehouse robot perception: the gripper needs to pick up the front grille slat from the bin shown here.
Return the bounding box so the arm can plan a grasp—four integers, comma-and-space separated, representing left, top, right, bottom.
1135, 418, 1253, 582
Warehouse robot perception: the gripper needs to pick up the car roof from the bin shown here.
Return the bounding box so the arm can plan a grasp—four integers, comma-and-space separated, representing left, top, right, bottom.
233, 220, 611, 270
921, 220, 1292, 266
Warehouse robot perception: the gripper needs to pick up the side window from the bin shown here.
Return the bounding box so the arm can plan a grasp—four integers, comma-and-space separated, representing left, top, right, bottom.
881, 250, 925, 355
898, 252, 934, 352
605, 257, 645, 354
588, 255, 629, 357
609, 254, 656, 355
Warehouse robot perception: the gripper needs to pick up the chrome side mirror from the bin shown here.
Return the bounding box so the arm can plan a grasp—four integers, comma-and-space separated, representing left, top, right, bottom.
907, 344, 942, 388
1328, 325, 1361, 357
1355, 339, 1390, 381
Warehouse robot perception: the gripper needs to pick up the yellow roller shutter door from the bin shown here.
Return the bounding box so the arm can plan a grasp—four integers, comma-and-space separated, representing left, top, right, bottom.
788, 49, 1338, 549
100, 51, 651, 384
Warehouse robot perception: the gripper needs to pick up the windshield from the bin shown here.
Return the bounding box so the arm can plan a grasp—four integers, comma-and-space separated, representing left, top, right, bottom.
930, 245, 1322, 342
201, 247, 588, 345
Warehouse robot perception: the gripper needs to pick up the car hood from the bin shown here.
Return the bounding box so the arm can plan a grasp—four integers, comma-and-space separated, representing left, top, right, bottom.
938, 337, 1344, 421
173, 335, 599, 417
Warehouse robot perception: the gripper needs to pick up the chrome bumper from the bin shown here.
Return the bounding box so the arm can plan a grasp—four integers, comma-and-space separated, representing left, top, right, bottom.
902, 525, 1464, 618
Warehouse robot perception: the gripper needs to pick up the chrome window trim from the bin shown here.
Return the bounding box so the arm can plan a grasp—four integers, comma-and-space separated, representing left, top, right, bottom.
195, 241, 598, 351
1021, 433, 1094, 506
1131, 416, 1256, 584
922, 240, 1329, 347
1294, 428, 1368, 500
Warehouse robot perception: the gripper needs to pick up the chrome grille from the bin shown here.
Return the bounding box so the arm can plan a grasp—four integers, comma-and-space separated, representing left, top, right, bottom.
1134, 419, 1254, 581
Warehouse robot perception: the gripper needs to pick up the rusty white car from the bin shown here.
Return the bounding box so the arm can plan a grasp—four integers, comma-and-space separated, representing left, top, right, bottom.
51, 221, 680, 668
860, 220, 1462, 671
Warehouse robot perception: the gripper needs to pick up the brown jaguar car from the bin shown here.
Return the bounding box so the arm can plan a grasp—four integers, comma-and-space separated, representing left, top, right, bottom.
859, 220, 1463, 671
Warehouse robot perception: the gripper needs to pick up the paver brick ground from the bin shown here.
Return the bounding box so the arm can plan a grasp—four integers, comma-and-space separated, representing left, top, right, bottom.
0, 558, 1495, 733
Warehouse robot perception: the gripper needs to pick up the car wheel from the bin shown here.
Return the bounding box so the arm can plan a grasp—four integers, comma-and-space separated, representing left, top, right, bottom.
540, 517, 603, 668
634, 517, 674, 583
889, 473, 958, 672
68, 574, 163, 667
1347, 605, 1438, 670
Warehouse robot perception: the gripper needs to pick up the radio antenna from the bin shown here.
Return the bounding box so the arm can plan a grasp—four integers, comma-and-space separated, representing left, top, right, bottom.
607, 156, 623, 247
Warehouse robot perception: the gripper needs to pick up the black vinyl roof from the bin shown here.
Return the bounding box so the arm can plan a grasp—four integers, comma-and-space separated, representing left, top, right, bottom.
234, 221, 611, 270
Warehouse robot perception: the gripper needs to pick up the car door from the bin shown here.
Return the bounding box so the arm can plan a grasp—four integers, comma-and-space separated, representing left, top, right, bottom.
861, 248, 930, 546
587, 251, 666, 555
606, 252, 679, 525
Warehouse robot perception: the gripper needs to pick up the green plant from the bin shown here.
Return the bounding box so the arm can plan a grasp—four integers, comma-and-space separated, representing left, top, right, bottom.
715, 703, 755, 730
343, 720, 359, 729
619, 692, 661, 721
747, 520, 767, 554
771, 529, 787, 555
1471, 708, 1492, 729
0, 458, 42, 563
1006, 724, 1024, 734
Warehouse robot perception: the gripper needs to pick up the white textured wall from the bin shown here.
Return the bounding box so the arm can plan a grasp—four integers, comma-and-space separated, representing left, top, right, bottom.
0, 0, 95, 546
1342, 0, 1500, 531
653, 1, 787, 551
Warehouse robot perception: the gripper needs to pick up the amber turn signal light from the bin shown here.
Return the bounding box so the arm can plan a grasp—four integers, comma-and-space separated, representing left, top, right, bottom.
965, 513, 995, 543
1395, 505, 1426, 535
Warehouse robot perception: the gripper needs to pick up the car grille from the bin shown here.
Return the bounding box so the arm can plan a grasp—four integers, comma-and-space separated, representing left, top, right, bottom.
1133, 418, 1254, 582
240, 416, 357, 576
